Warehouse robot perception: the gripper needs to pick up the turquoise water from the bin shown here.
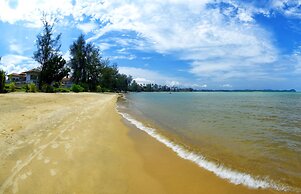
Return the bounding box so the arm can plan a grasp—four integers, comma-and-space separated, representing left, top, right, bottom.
118, 92, 301, 191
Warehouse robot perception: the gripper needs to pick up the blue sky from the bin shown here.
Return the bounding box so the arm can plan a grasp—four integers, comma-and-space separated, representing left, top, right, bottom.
0, 0, 301, 90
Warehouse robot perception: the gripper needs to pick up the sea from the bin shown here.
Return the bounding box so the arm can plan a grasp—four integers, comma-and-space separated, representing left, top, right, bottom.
117, 92, 301, 192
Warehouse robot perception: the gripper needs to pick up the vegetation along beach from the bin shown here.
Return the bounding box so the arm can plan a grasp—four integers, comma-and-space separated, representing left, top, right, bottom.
1, 0, 301, 193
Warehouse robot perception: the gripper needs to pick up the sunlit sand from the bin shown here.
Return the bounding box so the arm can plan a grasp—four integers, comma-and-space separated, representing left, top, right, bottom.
0, 93, 293, 194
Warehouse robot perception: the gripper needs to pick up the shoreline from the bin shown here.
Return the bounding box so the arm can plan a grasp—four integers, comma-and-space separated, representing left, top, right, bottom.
118, 112, 289, 192
117, 96, 296, 194
0, 93, 296, 193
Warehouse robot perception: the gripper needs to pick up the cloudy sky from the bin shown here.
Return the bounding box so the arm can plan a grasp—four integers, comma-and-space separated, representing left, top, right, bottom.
0, 0, 301, 90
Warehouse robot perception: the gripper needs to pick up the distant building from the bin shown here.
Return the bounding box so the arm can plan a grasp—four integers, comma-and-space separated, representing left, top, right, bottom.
23, 69, 40, 84
6, 68, 72, 87
6, 68, 40, 85
7, 73, 26, 84
61, 77, 73, 88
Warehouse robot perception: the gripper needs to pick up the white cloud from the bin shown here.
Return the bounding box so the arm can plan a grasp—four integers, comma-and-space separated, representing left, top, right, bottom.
0, 54, 38, 74
134, 77, 152, 84
118, 66, 182, 86
167, 80, 180, 87
0, 0, 300, 83
109, 47, 137, 60
62, 50, 71, 61
96, 42, 113, 51
237, 8, 254, 22
290, 54, 301, 74
9, 43, 23, 55
0, 0, 74, 27
192, 83, 208, 88
269, 0, 301, 18
221, 84, 232, 88
77, 22, 98, 34
110, 54, 136, 60
79, 0, 279, 80
9, 40, 28, 55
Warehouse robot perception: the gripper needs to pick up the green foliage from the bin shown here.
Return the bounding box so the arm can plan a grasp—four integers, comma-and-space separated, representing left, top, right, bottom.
100, 64, 118, 90
33, 14, 69, 89
69, 34, 135, 93
69, 34, 87, 84
71, 84, 84, 93
96, 85, 103, 93
42, 84, 54, 93
29, 83, 37, 93
79, 82, 89, 92
39, 55, 70, 86
69, 34, 104, 92
128, 80, 141, 92
26, 83, 37, 93
23, 84, 29, 92
53, 82, 60, 88
116, 74, 132, 92
41, 83, 70, 93
5, 84, 10, 90
9, 82, 16, 92
0, 69, 6, 93
54, 87, 70, 93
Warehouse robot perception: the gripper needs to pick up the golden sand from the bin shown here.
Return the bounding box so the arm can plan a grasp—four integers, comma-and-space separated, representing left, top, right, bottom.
0, 93, 294, 193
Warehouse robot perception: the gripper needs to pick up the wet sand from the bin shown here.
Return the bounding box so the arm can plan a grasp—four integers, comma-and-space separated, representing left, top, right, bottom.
0, 93, 294, 193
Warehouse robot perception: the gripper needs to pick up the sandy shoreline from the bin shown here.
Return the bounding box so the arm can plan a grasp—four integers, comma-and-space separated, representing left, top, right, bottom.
0, 93, 294, 193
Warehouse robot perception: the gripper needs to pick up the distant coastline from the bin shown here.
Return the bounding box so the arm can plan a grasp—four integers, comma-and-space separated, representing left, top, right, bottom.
130, 88, 297, 92
192, 89, 297, 92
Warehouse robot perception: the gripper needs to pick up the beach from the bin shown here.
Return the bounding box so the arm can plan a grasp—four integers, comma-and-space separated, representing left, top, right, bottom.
0, 93, 294, 194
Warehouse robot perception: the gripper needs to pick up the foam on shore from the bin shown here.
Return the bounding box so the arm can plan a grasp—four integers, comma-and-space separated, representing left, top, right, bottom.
118, 111, 291, 192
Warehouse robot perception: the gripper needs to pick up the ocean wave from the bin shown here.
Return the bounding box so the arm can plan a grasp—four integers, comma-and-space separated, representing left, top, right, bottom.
117, 110, 290, 192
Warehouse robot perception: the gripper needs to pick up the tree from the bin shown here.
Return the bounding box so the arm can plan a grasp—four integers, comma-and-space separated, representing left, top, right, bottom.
69, 34, 87, 84
129, 80, 139, 92
145, 84, 153, 92
100, 64, 118, 91
70, 34, 135, 93
0, 57, 6, 93
42, 55, 69, 85
33, 14, 69, 89
70, 34, 104, 91
85, 43, 104, 91
116, 74, 132, 92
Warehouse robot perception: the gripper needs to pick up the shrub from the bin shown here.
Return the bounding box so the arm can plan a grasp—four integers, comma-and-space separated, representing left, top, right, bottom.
42, 84, 54, 93
96, 85, 103, 93
9, 82, 16, 92
80, 83, 89, 92
26, 83, 37, 93
5, 84, 10, 90
54, 87, 70, 93
24, 84, 29, 92
71, 84, 84, 93
53, 82, 60, 88
101, 87, 111, 92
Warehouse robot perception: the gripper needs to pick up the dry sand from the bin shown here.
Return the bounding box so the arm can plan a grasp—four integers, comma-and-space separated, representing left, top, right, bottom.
0, 93, 293, 194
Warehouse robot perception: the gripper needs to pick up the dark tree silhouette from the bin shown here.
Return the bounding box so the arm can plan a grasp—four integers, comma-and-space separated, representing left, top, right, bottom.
33, 14, 69, 89
69, 34, 105, 91
0, 57, 6, 93
69, 34, 87, 84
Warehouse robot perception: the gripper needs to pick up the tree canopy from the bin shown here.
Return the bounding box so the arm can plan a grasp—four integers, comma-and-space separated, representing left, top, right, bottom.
69, 34, 132, 92
33, 14, 69, 89
69, 34, 104, 91
0, 57, 6, 93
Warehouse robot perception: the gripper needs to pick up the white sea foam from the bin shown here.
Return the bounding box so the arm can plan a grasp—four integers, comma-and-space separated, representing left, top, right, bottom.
118, 111, 290, 191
